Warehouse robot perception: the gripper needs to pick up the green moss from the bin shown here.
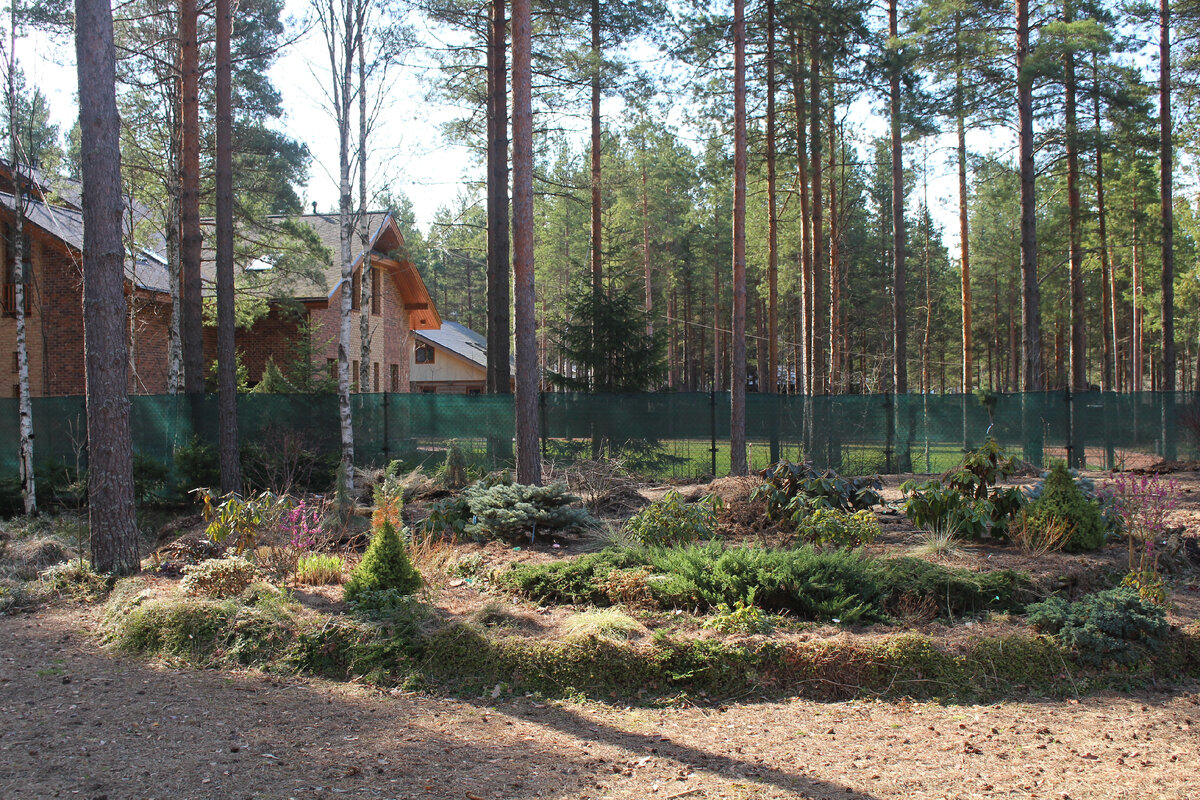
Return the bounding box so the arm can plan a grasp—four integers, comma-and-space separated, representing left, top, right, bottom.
101, 579, 1199, 705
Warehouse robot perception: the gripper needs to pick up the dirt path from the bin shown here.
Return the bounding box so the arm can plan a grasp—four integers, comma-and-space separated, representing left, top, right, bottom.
1, 609, 1198, 800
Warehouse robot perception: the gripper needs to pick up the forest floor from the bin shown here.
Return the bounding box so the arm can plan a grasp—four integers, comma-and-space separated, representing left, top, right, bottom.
3, 467, 1200, 799
2, 605, 1199, 800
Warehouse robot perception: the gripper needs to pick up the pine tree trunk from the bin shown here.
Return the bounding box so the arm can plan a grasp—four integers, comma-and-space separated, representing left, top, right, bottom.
730, 0, 747, 475
1064, 1, 1085, 391
358, 28, 372, 395
889, 0, 907, 395
1160, 0, 1175, 391
1092, 54, 1113, 393
215, 0, 240, 493
512, 0, 540, 484
1017, 0, 1043, 390
180, 0, 203, 395
642, 159, 652, 336
589, 0, 602, 300
713, 205, 721, 392
828, 92, 840, 394
809, 39, 824, 396
76, 0, 139, 574
1132, 201, 1143, 392
486, 0, 511, 394
955, 15, 972, 394
166, 58, 182, 395
765, 0, 777, 394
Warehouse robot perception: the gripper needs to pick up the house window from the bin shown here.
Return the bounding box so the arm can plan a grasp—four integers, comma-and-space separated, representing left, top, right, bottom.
390, 364, 399, 392
421, 387, 436, 394
11, 351, 17, 373
415, 342, 435, 364
351, 269, 361, 311
3, 223, 32, 316
373, 362, 380, 392
370, 267, 381, 315
351, 360, 359, 392
327, 358, 336, 380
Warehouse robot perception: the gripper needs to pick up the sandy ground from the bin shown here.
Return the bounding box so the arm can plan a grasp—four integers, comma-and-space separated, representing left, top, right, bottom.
2, 607, 1198, 800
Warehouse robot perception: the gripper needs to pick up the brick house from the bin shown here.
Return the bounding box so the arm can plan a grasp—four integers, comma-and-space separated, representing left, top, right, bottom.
0, 159, 440, 396
202, 211, 441, 392
0, 165, 174, 397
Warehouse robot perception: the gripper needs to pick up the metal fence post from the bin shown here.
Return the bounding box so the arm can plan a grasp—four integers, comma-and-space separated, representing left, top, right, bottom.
710, 388, 718, 477
1064, 388, 1075, 469
539, 391, 547, 460
382, 391, 390, 462
883, 392, 894, 474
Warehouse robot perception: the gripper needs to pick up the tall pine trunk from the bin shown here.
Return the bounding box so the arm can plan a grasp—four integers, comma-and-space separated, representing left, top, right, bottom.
215, 0, 240, 493
1017, 0, 1043, 389
1092, 54, 1113, 392
730, 0, 747, 475
180, 0, 203, 395
765, 0, 777, 394
955, 15, 972, 393
828, 92, 840, 393
809, 38, 824, 395
589, 0, 602, 300
1159, 0, 1175, 390
1064, 0, 1085, 391
486, 0, 511, 393
166, 51, 182, 395
889, 0, 907, 394
77, 0, 139, 574
512, 0, 539, 484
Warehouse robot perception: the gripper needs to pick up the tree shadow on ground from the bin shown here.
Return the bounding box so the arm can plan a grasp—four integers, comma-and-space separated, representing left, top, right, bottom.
0, 610, 880, 800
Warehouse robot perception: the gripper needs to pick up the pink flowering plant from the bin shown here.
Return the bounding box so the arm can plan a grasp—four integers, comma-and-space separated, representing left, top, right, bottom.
1105, 473, 1179, 604
282, 500, 323, 550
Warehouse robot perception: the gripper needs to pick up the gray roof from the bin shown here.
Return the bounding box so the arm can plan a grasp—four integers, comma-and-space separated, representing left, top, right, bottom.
0, 191, 171, 294
414, 321, 512, 370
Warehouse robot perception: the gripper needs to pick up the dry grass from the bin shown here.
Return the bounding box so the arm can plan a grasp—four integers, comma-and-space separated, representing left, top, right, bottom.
294, 553, 345, 586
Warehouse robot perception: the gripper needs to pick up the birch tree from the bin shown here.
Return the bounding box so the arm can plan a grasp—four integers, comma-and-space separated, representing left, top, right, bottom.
5, 10, 34, 514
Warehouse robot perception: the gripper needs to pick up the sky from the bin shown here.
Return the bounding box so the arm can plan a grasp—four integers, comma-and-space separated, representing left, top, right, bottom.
18, 0, 994, 252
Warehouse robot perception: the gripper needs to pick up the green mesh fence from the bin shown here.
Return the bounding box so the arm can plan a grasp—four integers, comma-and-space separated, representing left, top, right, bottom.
0, 391, 1196, 487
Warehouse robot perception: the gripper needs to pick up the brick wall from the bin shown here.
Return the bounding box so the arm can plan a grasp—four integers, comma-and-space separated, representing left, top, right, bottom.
306, 259, 412, 393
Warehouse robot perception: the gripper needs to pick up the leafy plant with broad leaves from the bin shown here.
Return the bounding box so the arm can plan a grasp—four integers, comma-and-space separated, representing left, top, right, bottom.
794, 507, 881, 549
901, 439, 1025, 539
752, 461, 883, 522
195, 489, 295, 554
623, 490, 723, 546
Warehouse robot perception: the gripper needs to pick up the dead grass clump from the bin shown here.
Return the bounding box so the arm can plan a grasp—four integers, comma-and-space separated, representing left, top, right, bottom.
717, 497, 791, 544
591, 485, 650, 517
601, 566, 655, 607
150, 534, 224, 577
1, 536, 72, 580
1009, 513, 1075, 556
472, 600, 520, 629
560, 608, 646, 642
